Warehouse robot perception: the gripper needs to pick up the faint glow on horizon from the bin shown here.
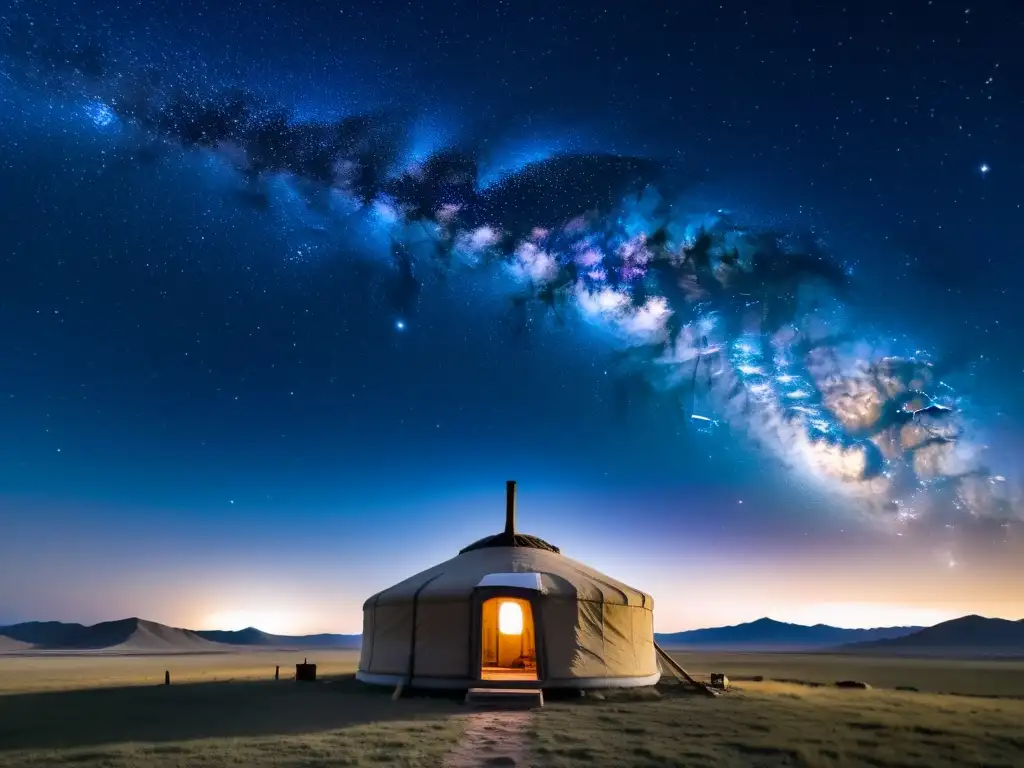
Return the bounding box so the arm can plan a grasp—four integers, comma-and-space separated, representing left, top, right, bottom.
778, 603, 962, 630
203, 610, 303, 635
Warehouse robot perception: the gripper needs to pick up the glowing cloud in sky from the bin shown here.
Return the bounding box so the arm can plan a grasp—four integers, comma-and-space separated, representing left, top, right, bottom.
3, 14, 1020, 535
477, 136, 577, 189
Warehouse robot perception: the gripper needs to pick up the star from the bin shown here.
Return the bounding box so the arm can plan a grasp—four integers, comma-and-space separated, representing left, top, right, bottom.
395, 319, 406, 331
979, 163, 990, 175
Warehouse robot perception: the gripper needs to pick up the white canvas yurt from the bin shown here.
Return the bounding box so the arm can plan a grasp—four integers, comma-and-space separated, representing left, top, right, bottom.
357, 481, 659, 690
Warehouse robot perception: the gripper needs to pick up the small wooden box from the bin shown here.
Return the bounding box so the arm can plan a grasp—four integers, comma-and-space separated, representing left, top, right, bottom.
296, 660, 317, 682
710, 673, 729, 689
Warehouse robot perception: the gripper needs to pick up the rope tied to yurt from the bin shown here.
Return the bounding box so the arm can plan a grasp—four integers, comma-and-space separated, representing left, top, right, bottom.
654, 643, 719, 697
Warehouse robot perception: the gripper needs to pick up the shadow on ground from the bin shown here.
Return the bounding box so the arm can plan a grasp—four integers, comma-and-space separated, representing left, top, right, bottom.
0, 675, 462, 751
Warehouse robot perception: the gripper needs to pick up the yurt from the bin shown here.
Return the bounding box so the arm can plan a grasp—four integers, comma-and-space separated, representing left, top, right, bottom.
357, 481, 659, 690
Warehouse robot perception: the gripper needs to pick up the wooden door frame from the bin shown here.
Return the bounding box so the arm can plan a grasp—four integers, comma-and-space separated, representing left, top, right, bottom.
469, 586, 546, 684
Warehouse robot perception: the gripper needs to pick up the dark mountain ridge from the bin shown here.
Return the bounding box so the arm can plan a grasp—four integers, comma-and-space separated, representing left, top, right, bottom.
843, 615, 1024, 656
194, 627, 361, 648
655, 617, 924, 649
0, 618, 359, 651
0, 617, 219, 651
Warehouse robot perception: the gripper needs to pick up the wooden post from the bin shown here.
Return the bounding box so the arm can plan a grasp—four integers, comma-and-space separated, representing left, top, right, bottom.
164, 670, 170, 686
275, 665, 280, 681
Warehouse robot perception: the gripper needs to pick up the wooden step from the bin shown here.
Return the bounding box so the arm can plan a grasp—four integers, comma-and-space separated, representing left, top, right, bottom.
465, 687, 544, 709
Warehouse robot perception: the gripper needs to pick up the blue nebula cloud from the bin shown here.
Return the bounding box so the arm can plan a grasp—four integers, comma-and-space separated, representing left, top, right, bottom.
397, 116, 459, 173
83, 99, 118, 129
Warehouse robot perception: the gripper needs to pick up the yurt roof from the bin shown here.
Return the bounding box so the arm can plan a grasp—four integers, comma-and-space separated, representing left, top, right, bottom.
459, 480, 560, 554
363, 482, 652, 609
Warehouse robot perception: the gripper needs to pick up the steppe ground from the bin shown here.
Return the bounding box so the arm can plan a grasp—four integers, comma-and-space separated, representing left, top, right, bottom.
1, 649, 1022, 767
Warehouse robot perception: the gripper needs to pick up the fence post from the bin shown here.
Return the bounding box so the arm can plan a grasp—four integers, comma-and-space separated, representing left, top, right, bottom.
164, 670, 170, 686
275, 665, 280, 681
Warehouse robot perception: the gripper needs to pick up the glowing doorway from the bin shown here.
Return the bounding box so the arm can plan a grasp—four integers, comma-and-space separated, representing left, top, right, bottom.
480, 596, 537, 682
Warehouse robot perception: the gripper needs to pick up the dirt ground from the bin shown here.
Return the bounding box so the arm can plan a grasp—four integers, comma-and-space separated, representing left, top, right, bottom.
0, 649, 1021, 767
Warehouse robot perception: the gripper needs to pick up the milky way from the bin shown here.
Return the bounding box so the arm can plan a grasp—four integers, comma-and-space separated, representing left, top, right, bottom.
2, 8, 1019, 534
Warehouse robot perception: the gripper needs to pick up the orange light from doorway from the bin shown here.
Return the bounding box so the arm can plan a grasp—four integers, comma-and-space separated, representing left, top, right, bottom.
498, 601, 523, 635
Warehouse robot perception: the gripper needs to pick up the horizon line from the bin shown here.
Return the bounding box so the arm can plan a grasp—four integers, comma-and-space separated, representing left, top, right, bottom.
5, 612, 1014, 636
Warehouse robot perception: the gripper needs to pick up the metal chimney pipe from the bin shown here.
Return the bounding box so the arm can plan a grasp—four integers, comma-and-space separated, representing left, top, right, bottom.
505, 480, 517, 536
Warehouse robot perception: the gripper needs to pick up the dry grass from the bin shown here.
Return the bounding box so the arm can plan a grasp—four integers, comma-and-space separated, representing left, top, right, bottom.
0, 670, 463, 767
666, 650, 1024, 698
533, 681, 1024, 767
0, 648, 362, 693
0, 650, 1022, 766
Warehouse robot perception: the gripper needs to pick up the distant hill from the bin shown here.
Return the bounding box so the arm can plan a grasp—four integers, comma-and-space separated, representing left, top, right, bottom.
0, 635, 32, 652
843, 615, 1024, 657
195, 627, 361, 649
0, 620, 91, 648
655, 617, 922, 650
0, 618, 221, 652
0, 618, 360, 653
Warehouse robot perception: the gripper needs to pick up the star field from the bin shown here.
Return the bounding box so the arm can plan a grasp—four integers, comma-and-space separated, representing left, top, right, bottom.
0, 0, 1021, 632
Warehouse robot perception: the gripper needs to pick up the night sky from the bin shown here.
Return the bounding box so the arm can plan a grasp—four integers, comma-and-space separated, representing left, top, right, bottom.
1, 0, 1021, 635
